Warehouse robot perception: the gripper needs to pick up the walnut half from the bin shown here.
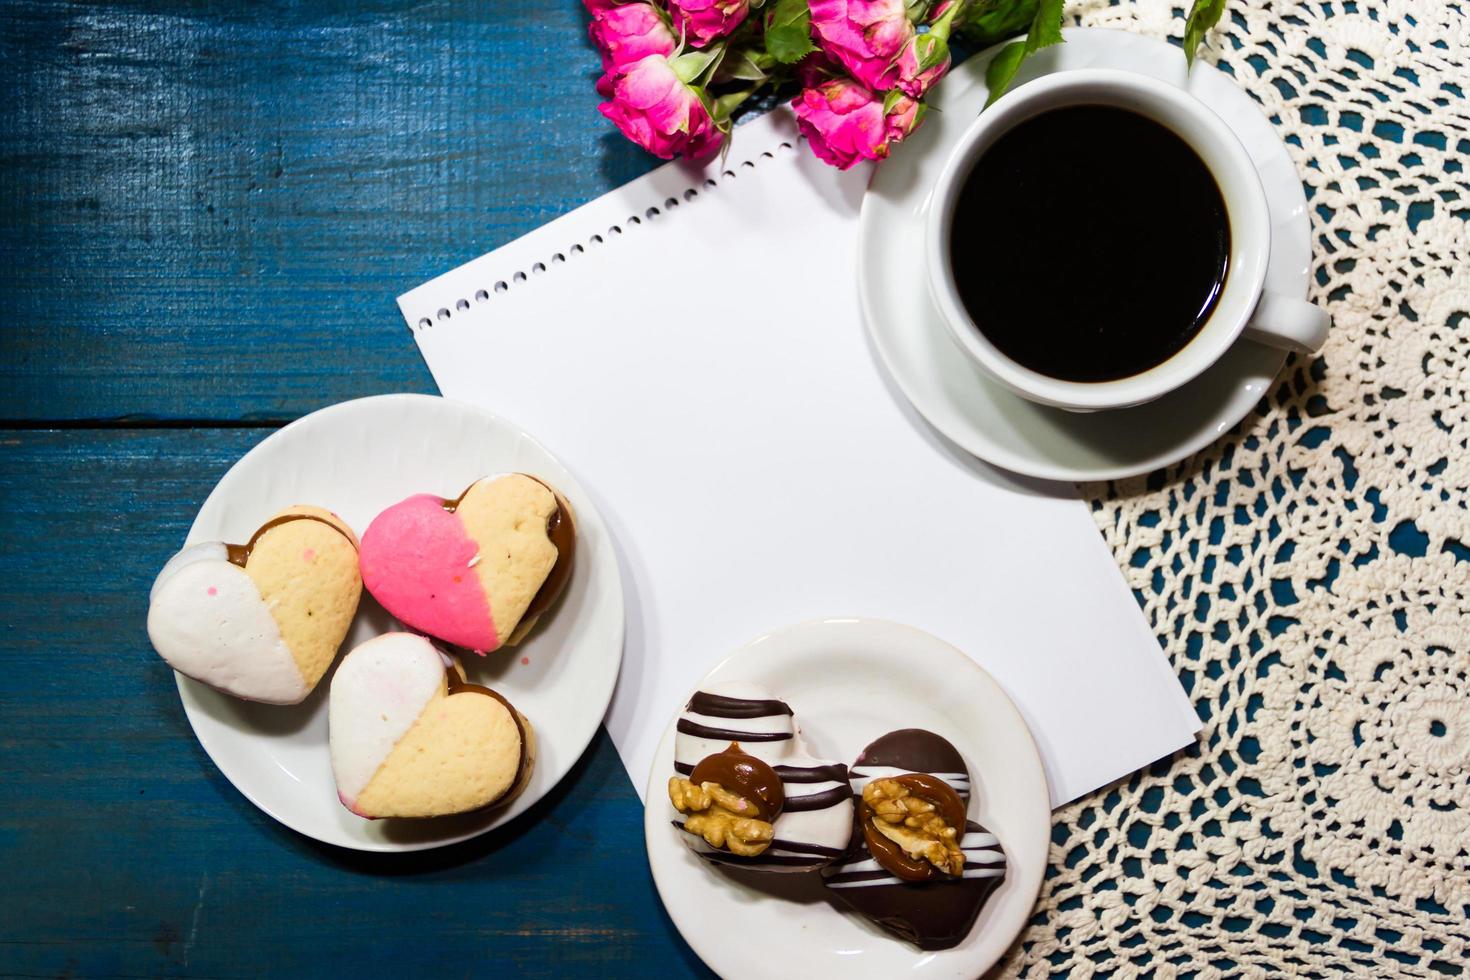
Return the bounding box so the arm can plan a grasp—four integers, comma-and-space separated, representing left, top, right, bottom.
864, 777, 965, 876
669, 776, 776, 857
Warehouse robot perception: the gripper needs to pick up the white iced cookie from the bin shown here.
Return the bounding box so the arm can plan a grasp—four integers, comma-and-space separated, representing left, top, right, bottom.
146, 506, 362, 704
328, 633, 535, 819
668, 681, 853, 872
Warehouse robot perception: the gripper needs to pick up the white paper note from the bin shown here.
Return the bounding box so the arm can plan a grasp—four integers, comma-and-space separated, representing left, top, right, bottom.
401, 109, 1200, 806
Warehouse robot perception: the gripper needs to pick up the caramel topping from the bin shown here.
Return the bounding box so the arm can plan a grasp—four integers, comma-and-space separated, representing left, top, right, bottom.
689, 743, 785, 822
862, 773, 967, 882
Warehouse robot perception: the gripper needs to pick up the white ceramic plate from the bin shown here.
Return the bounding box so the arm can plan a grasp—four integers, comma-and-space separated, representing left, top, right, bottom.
175, 393, 625, 851
644, 619, 1050, 978
862, 28, 1312, 481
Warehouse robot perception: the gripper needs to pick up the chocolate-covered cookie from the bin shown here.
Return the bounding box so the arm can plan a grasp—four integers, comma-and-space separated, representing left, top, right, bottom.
668, 682, 853, 872
822, 729, 1007, 950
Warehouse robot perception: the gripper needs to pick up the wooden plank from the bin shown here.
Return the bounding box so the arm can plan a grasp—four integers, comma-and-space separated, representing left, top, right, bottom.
0, 0, 662, 422
0, 428, 711, 977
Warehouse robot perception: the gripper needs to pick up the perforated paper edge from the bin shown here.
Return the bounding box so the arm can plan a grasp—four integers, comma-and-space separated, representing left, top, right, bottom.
398, 110, 804, 334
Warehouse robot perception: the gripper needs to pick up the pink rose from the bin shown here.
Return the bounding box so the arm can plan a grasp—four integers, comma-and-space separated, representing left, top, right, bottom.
895, 31, 950, 98
809, 0, 914, 91
667, 0, 750, 47
589, 2, 677, 95
791, 76, 923, 169
599, 54, 724, 160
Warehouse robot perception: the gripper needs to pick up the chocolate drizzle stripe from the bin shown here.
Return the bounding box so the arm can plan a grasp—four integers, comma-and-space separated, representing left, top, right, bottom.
670, 822, 845, 860
702, 852, 828, 868
674, 761, 848, 785
676, 719, 792, 742
774, 763, 849, 783
767, 839, 847, 857
781, 785, 853, 812
850, 769, 969, 782
686, 691, 794, 719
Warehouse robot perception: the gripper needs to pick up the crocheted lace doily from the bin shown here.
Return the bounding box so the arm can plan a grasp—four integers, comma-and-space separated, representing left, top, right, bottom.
1006, 0, 1470, 975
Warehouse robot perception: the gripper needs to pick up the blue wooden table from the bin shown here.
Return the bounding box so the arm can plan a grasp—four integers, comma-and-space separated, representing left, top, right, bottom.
0, 2, 713, 974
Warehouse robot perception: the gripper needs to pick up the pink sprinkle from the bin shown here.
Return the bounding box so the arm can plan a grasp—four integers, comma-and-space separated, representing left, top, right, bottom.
520, 657, 530, 666
207, 586, 217, 596
302, 548, 316, 562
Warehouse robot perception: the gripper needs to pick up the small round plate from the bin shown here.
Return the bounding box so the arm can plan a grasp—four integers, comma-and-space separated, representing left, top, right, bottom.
862, 28, 1311, 481
175, 393, 625, 852
644, 619, 1049, 978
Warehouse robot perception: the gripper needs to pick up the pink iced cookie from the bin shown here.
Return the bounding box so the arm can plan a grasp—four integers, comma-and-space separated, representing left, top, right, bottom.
359, 474, 575, 654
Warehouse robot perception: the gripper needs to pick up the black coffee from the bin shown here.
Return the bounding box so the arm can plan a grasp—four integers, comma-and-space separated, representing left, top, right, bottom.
949, 105, 1230, 383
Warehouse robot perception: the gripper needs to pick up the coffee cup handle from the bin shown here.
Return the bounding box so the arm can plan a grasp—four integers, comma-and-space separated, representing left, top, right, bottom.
1243, 292, 1331, 354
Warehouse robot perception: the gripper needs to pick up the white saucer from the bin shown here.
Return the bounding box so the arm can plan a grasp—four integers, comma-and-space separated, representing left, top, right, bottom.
174, 394, 625, 852
644, 619, 1050, 978
862, 28, 1311, 481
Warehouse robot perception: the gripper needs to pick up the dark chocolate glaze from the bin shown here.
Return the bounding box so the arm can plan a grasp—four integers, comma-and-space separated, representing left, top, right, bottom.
861, 773, 968, 881
442, 664, 531, 811
676, 719, 793, 742
686, 691, 794, 719
855, 729, 968, 778
823, 729, 1008, 951
224, 512, 356, 567
689, 743, 784, 821
827, 818, 1006, 950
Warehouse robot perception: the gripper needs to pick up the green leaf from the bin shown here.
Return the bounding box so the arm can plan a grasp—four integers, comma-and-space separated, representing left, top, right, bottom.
960, 0, 1039, 48
983, 0, 1063, 104
984, 40, 1028, 104
717, 47, 770, 82
713, 88, 758, 120
671, 49, 721, 85
1183, 0, 1225, 67
1024, 0, 1064, 52
765, 0, 815, 64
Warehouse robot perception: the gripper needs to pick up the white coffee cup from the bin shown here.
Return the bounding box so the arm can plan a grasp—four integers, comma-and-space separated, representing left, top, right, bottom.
924, 68, 1330, 412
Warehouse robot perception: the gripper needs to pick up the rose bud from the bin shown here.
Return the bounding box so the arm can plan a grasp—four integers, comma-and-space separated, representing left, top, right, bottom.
589, 2, 678, 96
598, 53, 724, 160
809, 0, 914, 91
895, 0, 959, 99
895, 31, 950, 98
792, 75, 925, 170
667, 0, 751, 48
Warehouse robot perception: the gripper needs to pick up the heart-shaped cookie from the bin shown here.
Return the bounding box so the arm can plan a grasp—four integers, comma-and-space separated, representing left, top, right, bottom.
358, 473, 575, 654
668, 681, 853, 872
147, 506, 362, 704
821, 729, 1008, 950
328, 632, 535, 818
